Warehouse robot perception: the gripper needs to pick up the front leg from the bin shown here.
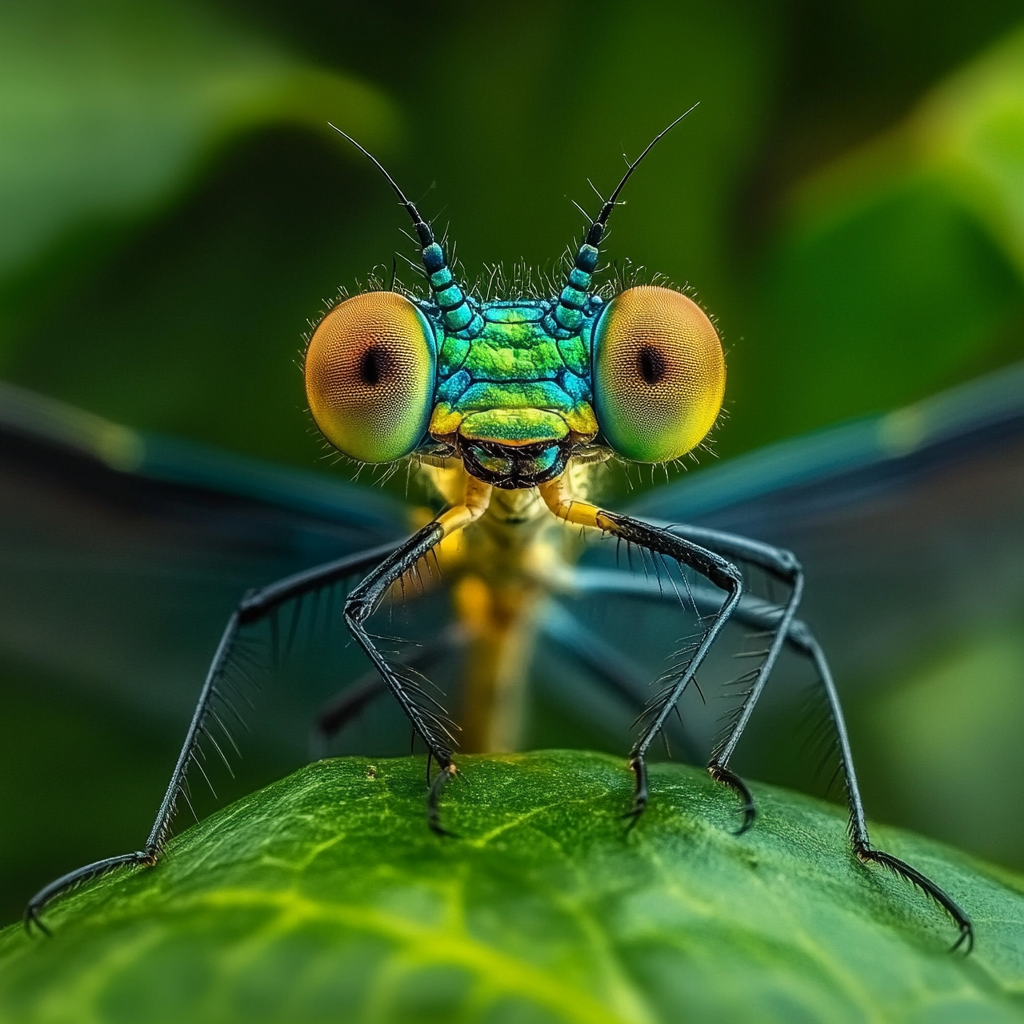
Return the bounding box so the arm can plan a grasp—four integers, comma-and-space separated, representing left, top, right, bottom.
643, 528, 973, 951
539, 481, 744, 822
343, 477, 492, 834
312, 623, 468, 757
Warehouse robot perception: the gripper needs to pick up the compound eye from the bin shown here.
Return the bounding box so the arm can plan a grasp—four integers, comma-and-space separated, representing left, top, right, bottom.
304, 292, 436, 463
593, 285, 725, 462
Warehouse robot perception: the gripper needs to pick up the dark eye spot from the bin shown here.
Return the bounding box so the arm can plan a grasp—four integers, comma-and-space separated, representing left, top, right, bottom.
637, 346, 666, 386
359, 346, 391, 387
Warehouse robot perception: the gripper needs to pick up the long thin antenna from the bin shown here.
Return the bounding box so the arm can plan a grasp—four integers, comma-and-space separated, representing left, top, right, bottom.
328, 123, 433, 247
551, 105, 700, 334
328, 124, 481, 334
589, 102, 700, 245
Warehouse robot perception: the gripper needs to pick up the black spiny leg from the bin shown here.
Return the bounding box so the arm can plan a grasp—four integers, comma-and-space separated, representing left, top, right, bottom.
610, 516, 743, 822
671, 525, 972, 950
706, 764, 756, 834
667, 526, 804, 834
312, 623, 468, 758
565, 539, 972, 950
24, 541, 404, 935
609, 524, 973, 952
343, 477, 492, 836
788, 619, 973, 953
343, 527, 456, 786
538, 482, 744, 825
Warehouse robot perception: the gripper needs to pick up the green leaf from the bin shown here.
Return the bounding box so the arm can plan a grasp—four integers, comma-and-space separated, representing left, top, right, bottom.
2, 752, 1022, 1023
864, 624, 1024, 870
730, 22, 1024, 454
0, 0, 396, 353
796, 22, 1024, 281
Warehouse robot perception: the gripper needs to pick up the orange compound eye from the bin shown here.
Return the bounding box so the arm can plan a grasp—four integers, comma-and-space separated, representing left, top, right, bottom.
592, 285, 725, 463
304, 291, 436, 463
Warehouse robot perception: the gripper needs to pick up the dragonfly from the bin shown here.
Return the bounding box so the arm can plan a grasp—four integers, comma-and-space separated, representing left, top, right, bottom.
8, 114, 1018, 950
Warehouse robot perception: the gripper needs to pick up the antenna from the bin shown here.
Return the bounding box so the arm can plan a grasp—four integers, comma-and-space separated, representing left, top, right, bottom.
329, 125, 481, 334
552, 105, 700, 333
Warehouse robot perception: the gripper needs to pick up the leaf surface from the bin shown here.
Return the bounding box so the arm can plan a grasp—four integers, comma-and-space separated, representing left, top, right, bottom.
1, 752, 1022, 1023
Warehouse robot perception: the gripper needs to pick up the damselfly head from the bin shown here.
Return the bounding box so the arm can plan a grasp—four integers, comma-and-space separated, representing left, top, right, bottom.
305, 116, 725, 483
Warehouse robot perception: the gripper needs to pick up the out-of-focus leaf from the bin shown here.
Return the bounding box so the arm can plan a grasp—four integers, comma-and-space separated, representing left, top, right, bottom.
801, 23, 1024, 280
864, 623, 1024, 868
0, 0, 396, 353
2, 752, 1022, 1023
730, 22, 1024, 453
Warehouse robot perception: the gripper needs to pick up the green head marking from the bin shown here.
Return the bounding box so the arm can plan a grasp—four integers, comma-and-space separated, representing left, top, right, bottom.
427, 299, 600, 486
307, 111, 724, 487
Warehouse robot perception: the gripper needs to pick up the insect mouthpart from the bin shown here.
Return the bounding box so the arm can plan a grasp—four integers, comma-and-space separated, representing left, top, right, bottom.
456, 435, 570, 489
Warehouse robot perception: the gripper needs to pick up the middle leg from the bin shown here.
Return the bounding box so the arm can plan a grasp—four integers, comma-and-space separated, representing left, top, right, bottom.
567, 544, 973, 949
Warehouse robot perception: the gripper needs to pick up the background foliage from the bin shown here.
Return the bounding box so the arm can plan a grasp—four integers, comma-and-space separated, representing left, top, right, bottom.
1, 0, 1023, 926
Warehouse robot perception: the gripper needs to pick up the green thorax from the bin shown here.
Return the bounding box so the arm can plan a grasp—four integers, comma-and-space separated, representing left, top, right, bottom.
425, 297, 603, 450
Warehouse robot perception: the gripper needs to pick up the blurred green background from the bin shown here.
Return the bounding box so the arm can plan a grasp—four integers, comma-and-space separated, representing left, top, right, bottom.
2, 0, 1024, 920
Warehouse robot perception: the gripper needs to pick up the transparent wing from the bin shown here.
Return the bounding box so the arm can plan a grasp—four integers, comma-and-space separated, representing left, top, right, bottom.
625, 362, 1024, 692
0, 383, 417, 750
